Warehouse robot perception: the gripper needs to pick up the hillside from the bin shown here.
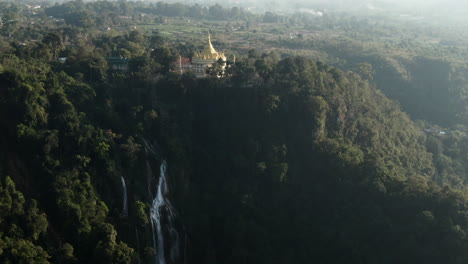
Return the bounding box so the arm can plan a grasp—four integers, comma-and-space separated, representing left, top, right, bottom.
2, 1, 468, 263
1, 49, 468, 263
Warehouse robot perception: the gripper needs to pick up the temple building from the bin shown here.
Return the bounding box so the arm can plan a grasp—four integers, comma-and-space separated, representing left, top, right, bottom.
172, 34, 228, 78
107, 56, 129, 71
191, 34, 227, 78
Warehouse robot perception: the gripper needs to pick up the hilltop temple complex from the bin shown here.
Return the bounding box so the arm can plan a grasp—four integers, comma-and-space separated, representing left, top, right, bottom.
175, 34, 227, 78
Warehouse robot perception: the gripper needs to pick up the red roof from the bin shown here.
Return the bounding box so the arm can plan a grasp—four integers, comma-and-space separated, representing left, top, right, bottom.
180, 57, 191, 65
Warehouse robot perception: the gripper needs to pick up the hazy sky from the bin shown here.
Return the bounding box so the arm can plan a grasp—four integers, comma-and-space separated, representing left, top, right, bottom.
244, 0, 468, 18
238, 0, 468, 9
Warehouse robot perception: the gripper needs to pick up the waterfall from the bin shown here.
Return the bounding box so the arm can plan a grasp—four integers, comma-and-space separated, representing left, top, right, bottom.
121, 176, 128, 217
149, 160, 180, 264
142, 138, 181, 264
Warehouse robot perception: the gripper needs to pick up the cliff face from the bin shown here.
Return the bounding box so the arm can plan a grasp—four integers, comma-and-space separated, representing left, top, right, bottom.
1, 55, 468, 264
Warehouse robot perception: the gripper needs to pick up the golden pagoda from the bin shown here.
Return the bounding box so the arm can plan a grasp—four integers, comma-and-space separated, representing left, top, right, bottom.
191, 33, 227, 78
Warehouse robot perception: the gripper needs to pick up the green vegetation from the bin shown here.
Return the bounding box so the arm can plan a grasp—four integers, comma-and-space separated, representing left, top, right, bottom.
1, 1, 468, 263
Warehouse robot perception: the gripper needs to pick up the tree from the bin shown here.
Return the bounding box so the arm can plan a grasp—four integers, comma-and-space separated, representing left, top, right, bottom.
65, 11, 95, 28
209, 4, 225, 20
353, 62, 374, 81
151, 47, 174, 73
128, 30, 144, 43
1, 12, 19, 38
42, 33, 63, 60
0, 177, 50, 264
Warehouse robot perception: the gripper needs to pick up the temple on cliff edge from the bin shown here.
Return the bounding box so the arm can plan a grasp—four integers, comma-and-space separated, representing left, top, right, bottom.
177, 34, 226, 78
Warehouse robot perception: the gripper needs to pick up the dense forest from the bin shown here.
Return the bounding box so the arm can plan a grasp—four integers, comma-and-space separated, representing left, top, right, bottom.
2, 1, 468, 263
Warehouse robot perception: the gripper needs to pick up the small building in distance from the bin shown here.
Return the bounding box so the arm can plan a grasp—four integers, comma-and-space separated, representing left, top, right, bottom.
191, 34, 226, 78
107, 56, 129, 71
173, 56, 192, 74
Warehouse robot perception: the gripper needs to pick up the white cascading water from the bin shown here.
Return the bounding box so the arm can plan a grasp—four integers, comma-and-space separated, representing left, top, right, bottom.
149, 160, 179, 264
121, 176, 128, 217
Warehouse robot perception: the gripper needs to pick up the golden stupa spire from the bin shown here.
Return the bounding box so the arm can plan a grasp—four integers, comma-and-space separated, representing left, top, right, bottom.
192, 32, 226, 61
206, 32, 217, 55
